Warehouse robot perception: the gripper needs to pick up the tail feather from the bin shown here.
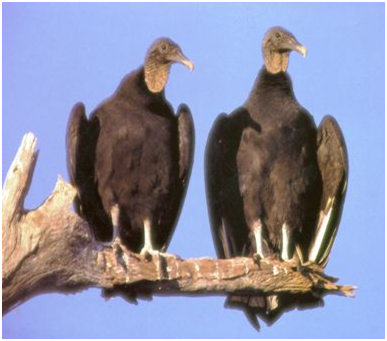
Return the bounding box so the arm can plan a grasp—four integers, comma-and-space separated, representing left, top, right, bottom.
225, 292, 324, 331
225, 294, 283, 330
225, 295, 263, 331
242, 307, 261, 331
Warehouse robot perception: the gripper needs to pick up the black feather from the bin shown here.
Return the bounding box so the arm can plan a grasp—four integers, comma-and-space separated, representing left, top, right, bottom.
66, 39, 194, 253
205, 27, 348, 328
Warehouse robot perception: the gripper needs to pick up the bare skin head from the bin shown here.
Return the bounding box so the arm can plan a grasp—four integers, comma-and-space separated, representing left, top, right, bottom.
262, 27, 306, 74
144, 37, 194, 93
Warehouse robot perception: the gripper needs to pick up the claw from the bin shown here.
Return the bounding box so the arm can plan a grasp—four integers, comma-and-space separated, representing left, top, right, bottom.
159, 252, 181, 260
140, 247, 160, 261
253, 253, 262, 263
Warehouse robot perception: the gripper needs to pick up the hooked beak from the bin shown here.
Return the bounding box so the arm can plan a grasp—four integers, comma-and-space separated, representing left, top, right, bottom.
283, 39, 307, 58
295, 44, 307, 58
170, 50, 195, 71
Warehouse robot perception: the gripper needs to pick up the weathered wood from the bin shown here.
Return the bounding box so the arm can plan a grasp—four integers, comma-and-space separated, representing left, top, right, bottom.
2, 133, 355, 316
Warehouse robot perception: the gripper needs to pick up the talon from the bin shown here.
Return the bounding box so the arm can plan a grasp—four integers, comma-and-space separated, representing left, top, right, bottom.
159, 252, 180, 260
144, 252, 153, 261
130, 252, 142, 261
302, 260, 313, 267
140, 247, 160, 261
253, 253, 262, 263
298, 264, 311, 275
112, 239, 122, 250
253, 253, 262, 269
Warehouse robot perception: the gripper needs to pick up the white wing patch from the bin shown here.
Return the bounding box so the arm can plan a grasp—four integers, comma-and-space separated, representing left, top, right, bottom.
342, 180, 348, 194
308, 197, 334, 263
219, 218, 232, 258
295, 244, 305, 265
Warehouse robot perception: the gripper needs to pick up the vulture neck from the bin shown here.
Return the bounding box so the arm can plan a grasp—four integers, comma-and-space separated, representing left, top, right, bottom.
144, 58, 171, 93
245, 67, 296, 113
263, 50, 290, 74
251, 67, 294, 96
115, 68, 166, 105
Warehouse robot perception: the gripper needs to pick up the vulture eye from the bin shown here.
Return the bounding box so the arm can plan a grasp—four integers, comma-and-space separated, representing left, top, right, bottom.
161, 44, 167, 51
275, 32, 281, 38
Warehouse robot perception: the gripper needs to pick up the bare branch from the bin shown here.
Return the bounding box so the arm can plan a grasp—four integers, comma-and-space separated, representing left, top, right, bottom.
2, 133, 355, 317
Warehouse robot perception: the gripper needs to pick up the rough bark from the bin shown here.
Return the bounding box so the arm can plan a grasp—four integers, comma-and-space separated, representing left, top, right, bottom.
2, 133, 355, 316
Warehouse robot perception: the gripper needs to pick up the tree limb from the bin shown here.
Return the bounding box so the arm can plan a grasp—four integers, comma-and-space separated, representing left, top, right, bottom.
2, 133, 355, 317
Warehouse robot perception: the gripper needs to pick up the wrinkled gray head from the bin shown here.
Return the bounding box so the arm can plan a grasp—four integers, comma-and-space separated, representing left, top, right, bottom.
146, 37, 194, 71
262, 27, 306, 73
262, 26, 306, 57
144, 37, 194, 93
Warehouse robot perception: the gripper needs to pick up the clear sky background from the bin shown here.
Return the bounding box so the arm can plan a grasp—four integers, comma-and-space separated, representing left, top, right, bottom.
2, 2, 385, 339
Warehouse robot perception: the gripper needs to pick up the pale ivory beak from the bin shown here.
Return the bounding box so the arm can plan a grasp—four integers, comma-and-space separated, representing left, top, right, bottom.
171, 51, 194, 71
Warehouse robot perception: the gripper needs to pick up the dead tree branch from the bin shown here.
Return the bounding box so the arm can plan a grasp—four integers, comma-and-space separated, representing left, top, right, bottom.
2, 133, 355, 316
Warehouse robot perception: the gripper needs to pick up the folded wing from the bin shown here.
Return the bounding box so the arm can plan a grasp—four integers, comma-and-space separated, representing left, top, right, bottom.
308, 115, 348, 267
66, 102, 113, 241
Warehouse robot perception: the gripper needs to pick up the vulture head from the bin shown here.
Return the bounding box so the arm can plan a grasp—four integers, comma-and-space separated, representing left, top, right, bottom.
144, 37, 194, 93
262, 26, 306, 74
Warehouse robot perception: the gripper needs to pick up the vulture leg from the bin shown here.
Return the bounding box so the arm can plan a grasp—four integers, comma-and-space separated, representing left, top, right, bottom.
280, 223, 295, 261
98, 205, 120, 249
252, 220, 266, 259
252, 217, 280, 318
110, 205, 120, 242
140, 218, 156, 255
140, 219, 178, 259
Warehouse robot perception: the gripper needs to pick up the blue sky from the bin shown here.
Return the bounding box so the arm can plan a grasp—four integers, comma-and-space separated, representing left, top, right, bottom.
2, 2, 385, 338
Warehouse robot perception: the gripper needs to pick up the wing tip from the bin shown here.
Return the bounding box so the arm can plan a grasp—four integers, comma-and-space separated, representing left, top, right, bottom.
177, 103, 190, 114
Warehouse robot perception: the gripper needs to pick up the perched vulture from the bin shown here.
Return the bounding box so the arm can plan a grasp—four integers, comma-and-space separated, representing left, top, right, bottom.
205, 27, 348, 328
66, 38, 195, 255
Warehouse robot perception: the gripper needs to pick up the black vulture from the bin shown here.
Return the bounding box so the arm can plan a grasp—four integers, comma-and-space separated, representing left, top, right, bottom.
66, 38, 195, 256
205, 27, 348, 328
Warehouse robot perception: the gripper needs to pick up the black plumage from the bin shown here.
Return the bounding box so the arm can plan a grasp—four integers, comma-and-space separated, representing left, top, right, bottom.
205, 27, 348, 328
66, 38, 195, 254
